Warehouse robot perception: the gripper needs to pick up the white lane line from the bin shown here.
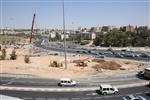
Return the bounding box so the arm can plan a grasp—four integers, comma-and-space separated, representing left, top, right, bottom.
23, 97, 33, 100
47, 98, 57, 100
93, 96, 102, 99
71, 98, 80, 100
136, 92, 143, 95
35, 98, 45, 100
144, 91, 150, 94
59, 98, 69, 100
82, 97, 91, 100
102, 94, 123, 99
86, 92, 97, 96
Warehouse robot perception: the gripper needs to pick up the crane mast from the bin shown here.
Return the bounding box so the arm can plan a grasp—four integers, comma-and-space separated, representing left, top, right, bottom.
29, 13, 36, 44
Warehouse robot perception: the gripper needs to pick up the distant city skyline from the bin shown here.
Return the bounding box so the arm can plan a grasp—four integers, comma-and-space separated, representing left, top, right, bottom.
0, 0, 149, 29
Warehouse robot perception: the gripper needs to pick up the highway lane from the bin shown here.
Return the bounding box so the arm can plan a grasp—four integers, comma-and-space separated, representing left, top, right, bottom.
0, 75, 149, 88
1, 86, 150, 100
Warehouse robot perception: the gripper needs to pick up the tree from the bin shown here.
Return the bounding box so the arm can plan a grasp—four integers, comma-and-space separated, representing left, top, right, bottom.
93, 31, 150, 47
76, 34, 82, 44
10, 49, 17, 60
93, 34, 104, 46
55, 32, 61, 40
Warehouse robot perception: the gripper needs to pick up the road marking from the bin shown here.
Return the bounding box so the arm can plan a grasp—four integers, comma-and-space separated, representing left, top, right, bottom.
59, 98, 69, 100
23, 97, 33, 100
82, 97, 91, 100
47, 98, 57, 100
93, 96, 102, 99
101, 94, 122, 99
71, 98, 80, 100
136, 92, 143, 95
35, 98, 45, 100
144, 91, 150, 94
86, 92, 97, 96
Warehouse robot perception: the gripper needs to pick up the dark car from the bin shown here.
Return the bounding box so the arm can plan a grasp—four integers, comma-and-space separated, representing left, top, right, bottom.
137, 71, 144, 77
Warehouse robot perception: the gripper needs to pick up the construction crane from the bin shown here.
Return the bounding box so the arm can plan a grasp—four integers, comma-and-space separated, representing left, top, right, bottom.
29, 13, 36, 44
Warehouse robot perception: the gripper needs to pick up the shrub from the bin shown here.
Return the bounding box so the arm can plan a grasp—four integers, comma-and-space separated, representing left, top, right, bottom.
24, 55, 30, 63
80, 40, 90, 45
10, 49, 17, 60
0, 48, 6, 60
49, 61, 63, 67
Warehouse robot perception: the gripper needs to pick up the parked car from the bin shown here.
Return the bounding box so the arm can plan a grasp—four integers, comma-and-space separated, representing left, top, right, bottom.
122, 94, 147, 100
97, 54, 105, 58
121, 49, 127, 52
137, 71, 144, 78
58, 78, 76, 87
99, 84, 118, 95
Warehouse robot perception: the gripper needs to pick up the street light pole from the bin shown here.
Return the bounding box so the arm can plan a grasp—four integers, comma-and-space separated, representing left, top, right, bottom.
62, 0, 67, 69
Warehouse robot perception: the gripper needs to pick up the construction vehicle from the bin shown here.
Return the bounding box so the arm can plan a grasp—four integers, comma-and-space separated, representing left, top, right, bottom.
73, 58, 90, 67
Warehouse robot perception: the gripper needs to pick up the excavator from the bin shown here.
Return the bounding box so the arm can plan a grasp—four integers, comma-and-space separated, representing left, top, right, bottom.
73, 58, 91, 67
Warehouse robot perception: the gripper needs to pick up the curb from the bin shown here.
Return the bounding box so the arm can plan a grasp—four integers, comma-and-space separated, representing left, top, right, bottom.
0, 81, 149, 92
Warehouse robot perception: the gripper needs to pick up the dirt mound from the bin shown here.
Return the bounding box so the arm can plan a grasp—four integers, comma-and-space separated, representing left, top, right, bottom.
92, 60, 121, 71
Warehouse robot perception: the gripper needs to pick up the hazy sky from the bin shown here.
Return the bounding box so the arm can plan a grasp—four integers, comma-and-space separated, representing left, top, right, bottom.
0, 0, 149, 29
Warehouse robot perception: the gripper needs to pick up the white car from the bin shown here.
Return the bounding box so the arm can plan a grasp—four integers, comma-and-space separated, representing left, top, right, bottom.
58, 78, 76, 87
122, 94, 147, 100
99, 84, 118, 95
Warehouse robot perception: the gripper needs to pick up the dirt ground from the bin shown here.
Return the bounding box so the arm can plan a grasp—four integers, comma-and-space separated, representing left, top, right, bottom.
0, 48, 146, 79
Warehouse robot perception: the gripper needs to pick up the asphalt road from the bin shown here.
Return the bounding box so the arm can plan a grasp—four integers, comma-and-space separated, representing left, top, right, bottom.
0, 75, 149, 88
1, 86, 150, 100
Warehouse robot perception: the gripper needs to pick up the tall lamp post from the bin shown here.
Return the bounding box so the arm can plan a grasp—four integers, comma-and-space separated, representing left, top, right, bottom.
62, 0, 67, 69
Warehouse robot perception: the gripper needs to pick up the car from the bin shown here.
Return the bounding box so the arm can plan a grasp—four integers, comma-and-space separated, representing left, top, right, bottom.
137, 71, 144, 77
122, 94, 147, 100
99, 84, 118, 95
148, 81, 150, 87
121, 49, 127, 51
140, 53, 149, 58
97, 54, 105, 58
115, 53, 124, 58
107, 48, 113, 51
58, 78, 76, 87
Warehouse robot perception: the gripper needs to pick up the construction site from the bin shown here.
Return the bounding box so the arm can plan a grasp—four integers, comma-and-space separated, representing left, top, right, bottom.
0, 13, 149, 80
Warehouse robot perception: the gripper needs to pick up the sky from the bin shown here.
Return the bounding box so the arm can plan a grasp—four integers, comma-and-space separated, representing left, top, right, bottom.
0, 0, 149, 29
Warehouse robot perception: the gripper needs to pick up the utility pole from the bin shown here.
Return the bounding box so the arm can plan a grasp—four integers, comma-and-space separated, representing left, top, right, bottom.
62, 0, 67, 69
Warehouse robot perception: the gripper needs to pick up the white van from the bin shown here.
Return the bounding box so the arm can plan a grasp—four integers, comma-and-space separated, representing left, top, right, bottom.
58, 78, 76, 87
99, 84, 118, 95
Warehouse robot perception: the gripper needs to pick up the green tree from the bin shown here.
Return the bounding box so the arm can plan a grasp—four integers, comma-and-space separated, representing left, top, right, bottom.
93, 34, 104, 46
76, 34, 82, 44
